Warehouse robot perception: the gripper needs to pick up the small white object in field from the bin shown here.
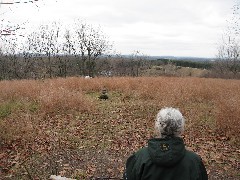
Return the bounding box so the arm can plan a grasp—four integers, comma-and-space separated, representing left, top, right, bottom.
49, 175, 76, 180
84, 75, 92, 79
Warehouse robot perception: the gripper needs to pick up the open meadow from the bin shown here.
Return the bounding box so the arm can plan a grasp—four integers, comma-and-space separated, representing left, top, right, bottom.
0, 77, 239, 179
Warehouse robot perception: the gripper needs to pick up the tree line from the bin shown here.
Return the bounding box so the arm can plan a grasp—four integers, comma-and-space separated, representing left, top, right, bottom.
0, 20, 157, 80
0, 20, 109, 79
155, 59, 213, 69
1, 8, 240, 80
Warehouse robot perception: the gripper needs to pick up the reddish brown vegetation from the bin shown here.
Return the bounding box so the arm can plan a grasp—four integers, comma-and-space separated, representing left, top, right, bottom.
0, 77, 239, 179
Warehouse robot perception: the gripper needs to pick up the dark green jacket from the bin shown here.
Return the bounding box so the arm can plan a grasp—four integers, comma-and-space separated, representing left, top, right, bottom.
124, 137, 208, 180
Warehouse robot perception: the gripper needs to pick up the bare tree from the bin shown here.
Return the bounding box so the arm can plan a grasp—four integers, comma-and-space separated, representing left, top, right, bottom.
95, 55, 113, 76
60, 29, 74, 77
74, 20, 111, 77
1, 36, 21, 79
129, 51, 149, 77
39, 22, 61, 78
24, 28, 47, 78
0, 46, 8, 80
216, 37, 240, 77
215, 3, 240, 78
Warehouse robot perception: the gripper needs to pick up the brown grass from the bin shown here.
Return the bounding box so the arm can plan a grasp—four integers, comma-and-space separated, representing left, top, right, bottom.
0, 76, 239, 179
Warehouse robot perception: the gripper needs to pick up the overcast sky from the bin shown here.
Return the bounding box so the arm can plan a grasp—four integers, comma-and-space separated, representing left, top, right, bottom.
0, 0, 237, 57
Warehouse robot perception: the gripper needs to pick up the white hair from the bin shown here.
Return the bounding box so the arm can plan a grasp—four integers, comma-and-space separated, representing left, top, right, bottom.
155, 107, 185, 138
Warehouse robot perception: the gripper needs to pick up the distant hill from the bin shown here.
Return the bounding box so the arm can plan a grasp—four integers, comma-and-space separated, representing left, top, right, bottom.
110, 54, 215, 62
148, 56, 215, 62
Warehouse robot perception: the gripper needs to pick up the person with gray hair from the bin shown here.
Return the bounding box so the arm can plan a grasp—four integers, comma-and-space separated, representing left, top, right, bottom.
124, 107, 208, 180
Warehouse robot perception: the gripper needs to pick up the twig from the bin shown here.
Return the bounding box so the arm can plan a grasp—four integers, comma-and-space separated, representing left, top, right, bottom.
23, 164, 34, 180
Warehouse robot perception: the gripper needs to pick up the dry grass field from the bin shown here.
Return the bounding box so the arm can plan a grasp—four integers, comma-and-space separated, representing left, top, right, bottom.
0, 77, 239, 179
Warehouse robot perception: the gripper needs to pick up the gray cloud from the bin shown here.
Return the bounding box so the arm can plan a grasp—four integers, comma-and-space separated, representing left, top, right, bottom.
1, 0, 236, 57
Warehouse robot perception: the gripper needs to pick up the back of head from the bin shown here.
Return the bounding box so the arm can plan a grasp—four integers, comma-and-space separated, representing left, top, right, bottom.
155, 107, 185, 138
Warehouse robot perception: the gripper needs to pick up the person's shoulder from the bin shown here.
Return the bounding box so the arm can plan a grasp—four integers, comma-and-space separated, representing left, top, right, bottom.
134, 147, 148, 157
185, 149, 202, 162
127, 147, 148, 159
134, 147, 151, 162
